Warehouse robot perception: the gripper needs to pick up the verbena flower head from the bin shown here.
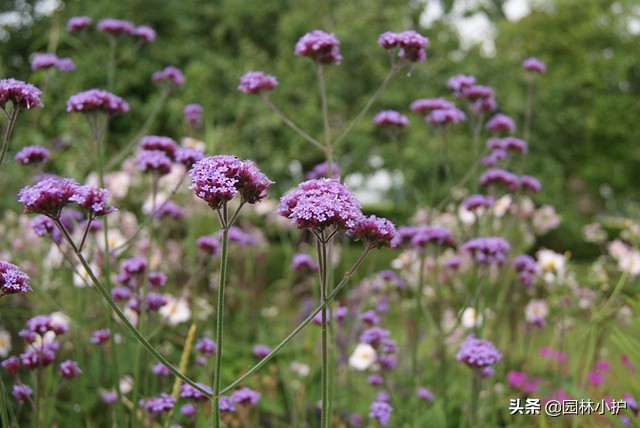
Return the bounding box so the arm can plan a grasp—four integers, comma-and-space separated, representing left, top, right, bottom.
0, 78, 43, 110
183, 103, 203, 127
151, 66, 185, 86
31, 215, 62, 243
410, 97, 454, 115
461, 237, 510, 265
479, 168, 520, 192
67, 16, 92, 32
373, 110, 409, 128
252, 344, 271, 359
482, 149, 507, 167
195, 337, 217, 356
1, 261, 31, 297
97, 18, 136, 36
189, 155, 272, 209
294, 30, 342, 64
18, 177, 79, 218
231, 387, 261, 406
306, 160, 340, 179
66, 89, 129, 114
426, 107, 466, 125
472, 96, 498, 114
448, 74, 476, 96
15, 145, 49, 165
69, 184, 115, 217
197, 235, 221, 256
134, 25, 156, 42
276, 178, 362, 231
522, 57, 546, 73
175, 147, 204, 168
12, 383, 33, 404
140, 393, 176, 416
520, 175, 542, 193
59, 360, 82, 379
30, 53, 71, 71
237, 71, 278, 94
378, 30, 429, 63
502, 137, 528, 153
291, 253, 319, 273
485, 113, 516, 134
462, 194, 494, 212
136, 150, 173, 175
417, 387, 435, 401
347, 215, 397, 248
462, 85, 494, 101
392, 225, 454, 250
456, 335, 502, 369
369, 400, 393, 426
139, 136, 178, 160
89, 328, 110, 345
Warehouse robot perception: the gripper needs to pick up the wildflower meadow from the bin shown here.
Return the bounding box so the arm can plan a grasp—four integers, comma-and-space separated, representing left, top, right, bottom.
1, 1, 639, 427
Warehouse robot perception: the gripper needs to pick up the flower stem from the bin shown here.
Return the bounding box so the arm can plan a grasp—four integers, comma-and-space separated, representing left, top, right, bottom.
317, 231, 331, 428
260, 95, 324, 151
0, 107, 19, 169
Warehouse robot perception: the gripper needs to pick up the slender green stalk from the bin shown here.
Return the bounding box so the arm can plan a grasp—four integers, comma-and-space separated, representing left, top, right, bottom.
317, 231, 331, 428
0, 107, 19, 169
260, 95, 324, 151
221, 247, 372, 394
523, 75, 533, 142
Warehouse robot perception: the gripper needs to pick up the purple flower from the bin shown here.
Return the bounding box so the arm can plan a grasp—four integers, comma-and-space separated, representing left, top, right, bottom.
485, 113, 516, 134
377, 32, 398, 49
1, 261, 31, 297
111, 286, 132, 301
367, 374, 383, 386
502, 137, 528, 153
66, 89, 129, 114
507, 370, 528, 388
360, 310, 380, 326
196, 235, 221, 256
369, 401, 393, 426
152, 363, 171, 377
26, 314, 67, 335
231, 387, 261, 406
291, 253, 319, 273
12, 383, 33, 404
89, 328, 110, 345
20, 341, 60, 368
136, 149, 173, 175
134, 25, 156, 42
101, 391, 118, 405
140, 393, 176, 416
184, 103, 203, 127
392, 225, 454, 249
31, 54, 75, 72
189, 155, 272, 209
426, 107, 466, 125
151, 66, 185, 86
18, 177, 79, 218
252, 344, 271, 359
373, 110, 409, 128
217, 226, 259, 247
148, 271, 167, 288
67, 16, 92, 32
116, 256, 147, 288
179, 383, 213, 402
145, 293, 168, 311
295, 30, 342, 64
519, 175, 541, 193
59, 360, 82, 379
2, 356, 21, 374
462, 194, 494, 212
479, 168, 520, 192
334, 306, 349, 322
522, 57, 546, 73
154, 201, 184, 219
461, 237, 510, 265
587, 370, 604, 386
237, 71, 278, 94
472, 96, 497, 114
359, 327, 390, 348
181, 403, 197, 417
306, 160, 340, 179
513, 254, 536, 275
456, 336, 502, 369
175, 147, 204, 168
70, 184, 115, 216
417, 387, 435, 401
139, 136, 178, 160
482, 149, 507, 167
14, 146, 49, 165
0, 78, 43, 110
195, 337, 217, 356
277, 178, 362, 231
347, 215, 397, 248
97, 19, 136, 36
379, 31, 429, 63
220, 396, 236, 412
462, 85, 494, 101
410, 98, 455, 115
447, 74, 476, 96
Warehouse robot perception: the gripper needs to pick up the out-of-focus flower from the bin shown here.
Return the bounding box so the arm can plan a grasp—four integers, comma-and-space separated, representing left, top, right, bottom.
31, 53, 75, 72
448, 74, 476, 97
231, 387, 261, 406
461, 308, 482, 329
348, 343, 377, 371
305, 160, 340, 180
140, 393, 175, 416
369, 400, 393, 426
479, 168, 519, 192
524, 299, 549, 327
151, 66, 185, 86
183, 103, 203, 127
67, 16, 92, 32
15, 145, 49, 165
536, 249, 567, 284
291, 253, 319, 273
12, 383, 33, 404
97, 19, 135, 36
410, 97, 455, 115
66, 89, 129, 114
0, 78, 43, 110
532, 205, 561, 235
373, 110, 409, 128
461, 237, 510, 265
347, 215, 396, 248
59, 360, 82, 379
456, 335, 502, 370
0, 329, 11, 357
295, 30, 342, 64
237, 71, 278, 94
426, 107, 466, 125
522, 57, 546, 73
485, 113, 516, 134
158, 296, 191, 325
134, 25, 156, 42
378, 30, 429, 63
617, 250, 640, 276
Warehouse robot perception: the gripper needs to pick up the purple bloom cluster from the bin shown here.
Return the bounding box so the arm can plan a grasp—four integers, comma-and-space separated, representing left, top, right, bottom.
116, 256, 147, 288
89, 328, 111, 344
66, 16, 92, 32
513, 254, 537, 286
231, 387, 261, 406
485, 113, 516, 134
179, 383, 213, 402
216, 226, 259, 247
392, 225, 454, 250
373, 110, 409, 128
136, 149, 173, 175
0, 261, 31, 297
59, 360, 82, 379
12, 383, 33, 404
294, 30, 342, 64
347, 215, 397, 248
462, 194, 494, 212
97, 18, 136, 36
461, 237, 510, 265
291, 253, 319, 273
140, 393, 176, 416
456, 336, 502, 369
197, 235, 221, 256
134, 25, 156, 42
426, 107, 466, 125
252, 344, 271, 359
378, 30, 429, 63
184, 103, 203, 127
277, 178, 362, 231
520, 175, 542, 193
410, 98, 455, 115
154, 201, 184, 219
66, 89, 129, 114
31, 53, 75, 72
482, 149, 507, 167
189, 155, 272, 209
369, 400, 393, 425
0, 78, 43, 110
25, 314, 68, 335
175, 147, 204, 168
489, 136, 528, 153
151, 66, 185, 86
522, 57, 546, 73
139, 136, 178, 159
31, 215, 62, 243
417, 387, 435, 401
237, 71, 278, 94
479, 168, 520, 192
15, 145, 49, 165
461, 85, 494, 101
306, 160, 340, 180
195, 337, 217, 356
447, 74, 476, 97
18, 177, 79, 217
69, 184, 115, 216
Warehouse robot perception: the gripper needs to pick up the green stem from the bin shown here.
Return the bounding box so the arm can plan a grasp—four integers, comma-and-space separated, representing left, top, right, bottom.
317, 231, 331, 428
221, 247, 372, 394
523, 76, 533, 142
0, 107, 19, 169
260, 95, 324, 151
315, 62, 331, 149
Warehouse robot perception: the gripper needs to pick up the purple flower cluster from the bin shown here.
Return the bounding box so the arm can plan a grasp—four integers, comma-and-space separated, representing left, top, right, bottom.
410, 97, 455, 115
12, 383, 33, 404
31, 215, 62, 244
513, 254, 537, 286
97, 18, 136, 36
479, 168, 520, 192
447, 74, 476, 97
456, 335, 502, 369
89, 328, 111, 345
237, 71, 278, 94
462, 194, 494, 212
392, 225, 454, 250
216, 226, 259, 247
140, 393, 175, 416
136, 149, 173, 175
373, 110, 409, 128
189, 155, 272, 209
231, 387, 261, 406
195, 337, 217, 356
0, 261, 31, 297
277, 178, 362, 231
116, 257, 147, 289
31, 53, 75, 72
252, 344, 271, 359
152, 66, 185, 86
369, 400, 393, 425
427, 107, 466, 125
485, 113, 516, 134
69, 184, 116, 217
306, 160, 340, 180
197, 235, 221, 256
134, 25, 156, 42
66, 89, 129, 114
0, 78, 43, 110
184, 103, 203, 127
291, 253, 319, 273
488, 136, 528, 154
180, 383, 213, 402
461, 85, 495, 102
522, 57, 546, 73
520, 175, 542, 193
59, 360, 82, 379
175, 147, 204, 168
66, 16, 92, 32
461, 237, 510, 265
295, 30, 342, 64
507, 370, 542, 394
15, 145, 49, 165
347, 215, 397, 248
378, 30, 429, 63
139, 136, 178, 159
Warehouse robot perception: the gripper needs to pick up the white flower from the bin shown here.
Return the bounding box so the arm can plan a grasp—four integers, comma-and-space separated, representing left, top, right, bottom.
119, 376, 133, 394
458, 205, 477, 225
536, 249, 567, 284
461, 307, 482, 329
181, 137, 206, 152
532, 205, 560, 235
608, 239, 630, 261
159, 296, 191, 325
348, 343, 377, 371
0, 329, 12, 358
618, 250, 640, 276
525, 299, 549, 324
493, 195, 512, 218
290, 361, 310, 378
